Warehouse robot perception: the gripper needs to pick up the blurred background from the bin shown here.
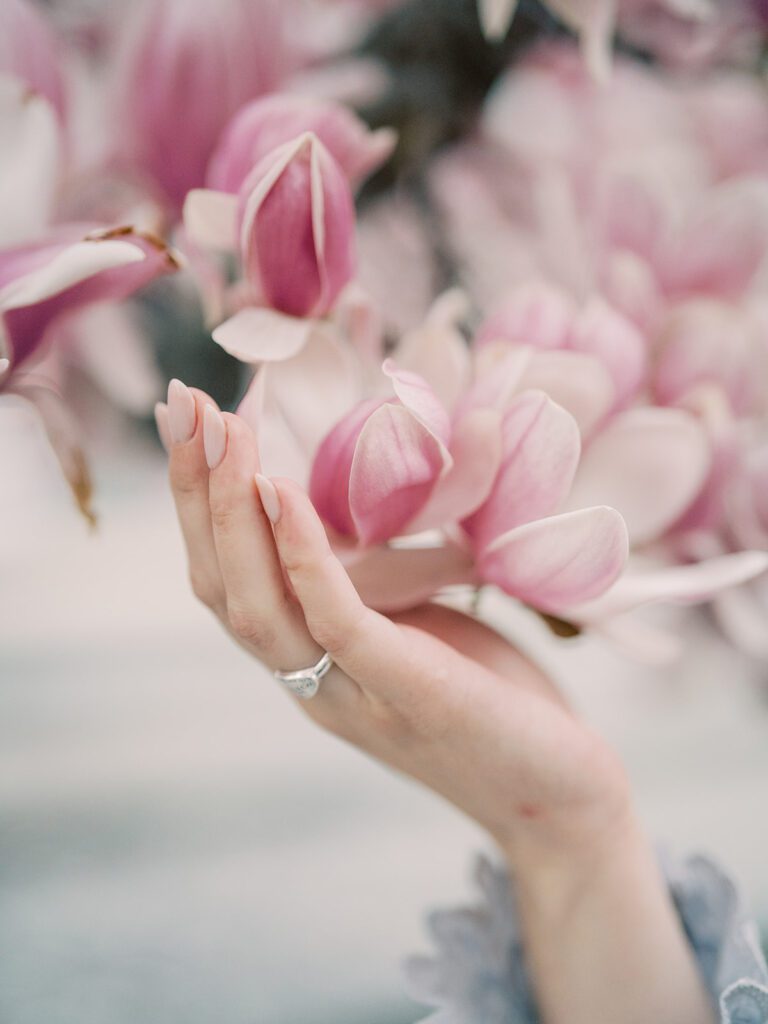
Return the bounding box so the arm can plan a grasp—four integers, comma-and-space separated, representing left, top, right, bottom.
2, 0, 768, 1021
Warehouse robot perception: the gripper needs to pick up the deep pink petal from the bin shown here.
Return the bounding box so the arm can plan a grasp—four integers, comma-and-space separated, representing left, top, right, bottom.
1, 229, 177, 372
349, 403, 448, 545
309, 397, 385, 538
479, 506, 629, 612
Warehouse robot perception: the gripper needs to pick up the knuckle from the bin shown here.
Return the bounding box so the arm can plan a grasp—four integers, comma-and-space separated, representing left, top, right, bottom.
170, 460, 203, 497
308, 603, 368, 660
226, 603, 277, 650
209, 498, 236, 532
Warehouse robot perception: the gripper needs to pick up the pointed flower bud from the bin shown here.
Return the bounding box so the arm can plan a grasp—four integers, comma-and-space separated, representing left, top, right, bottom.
238, 132, 356, 318
207, 94, 396, 195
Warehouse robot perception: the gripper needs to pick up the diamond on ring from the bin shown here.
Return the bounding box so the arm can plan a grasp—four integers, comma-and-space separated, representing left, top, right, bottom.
274, 651, 333, 700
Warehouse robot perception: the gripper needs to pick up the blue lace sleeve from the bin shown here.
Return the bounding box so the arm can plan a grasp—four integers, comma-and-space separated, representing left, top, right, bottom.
406, 853, 768, 1024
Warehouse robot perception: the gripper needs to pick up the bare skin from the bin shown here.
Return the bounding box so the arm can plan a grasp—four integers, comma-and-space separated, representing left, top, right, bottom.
163, 384, 715, 1024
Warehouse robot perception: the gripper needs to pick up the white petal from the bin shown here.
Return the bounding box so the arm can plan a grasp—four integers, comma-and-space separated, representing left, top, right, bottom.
182, 189, 238, 250
212, 307, 314, 363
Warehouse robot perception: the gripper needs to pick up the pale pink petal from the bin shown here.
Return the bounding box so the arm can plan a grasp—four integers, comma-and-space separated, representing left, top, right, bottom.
183, 189, 239, 251
255, 325, 362, 463
347, 543, 477, 612
518, 350, 615, 436
479, 506, 629, 612
212, 308, 314, 363
658, 186, 768, 300
568, 297, 647, 408
566, 550, 768, 622
713, 580, 768, 660
475, 280, 575, 350
567, 407, 711, 546
464, 390, 581, 550
382, 358, 451, 443
0, 76, 60, 247
407, 409, 504, 533
349, 403, 449, 545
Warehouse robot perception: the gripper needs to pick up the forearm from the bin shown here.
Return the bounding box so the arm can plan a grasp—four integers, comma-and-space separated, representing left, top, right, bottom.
508, 812, 717, 1024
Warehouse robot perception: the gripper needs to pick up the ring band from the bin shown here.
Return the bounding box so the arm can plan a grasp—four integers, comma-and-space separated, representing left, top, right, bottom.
274, 651, 333, 700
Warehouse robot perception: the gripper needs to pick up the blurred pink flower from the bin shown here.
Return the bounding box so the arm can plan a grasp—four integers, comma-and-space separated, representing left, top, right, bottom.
0, 0, 67, 119
206, 94, 395, 195
112, 0, 297, 212
0, 225, 178, 521
0, 226, 178, 379
185, 132, 357, 358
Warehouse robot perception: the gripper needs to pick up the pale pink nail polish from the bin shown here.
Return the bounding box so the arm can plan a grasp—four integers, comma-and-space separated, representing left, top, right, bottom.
154, 402, 172, 453
167, 379, 196, 444
255, 474, 281, 524
203, 405, 227, 469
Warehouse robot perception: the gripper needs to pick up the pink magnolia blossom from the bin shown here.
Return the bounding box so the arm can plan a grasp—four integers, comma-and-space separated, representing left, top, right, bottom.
0, 225, 178, 521
0, 0, 66, 119
240, 293, 629, 615
112, 0, 297, 212
206, 94, 396, 195
0, 226, 178, 378
185, 132, 357, 357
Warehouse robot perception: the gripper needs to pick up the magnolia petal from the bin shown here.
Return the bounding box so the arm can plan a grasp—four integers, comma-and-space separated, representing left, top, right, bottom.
310, 397, 385, 538
12, 381, 96, 525
394, 321, 471, 414
407, 409, 504, 534
568, 297, 647, 409
257, 325, 361, 463
212, 307, 314, 363
480, 506, 629, 612
382, 358, 452, 443
713, 583, 768, 660
347, 543, 477, 612
567, 550, 768, 622
477, 0, 518, 39
349, 403, 449, 546
0, 240, 145, 311
465, 390, 581, 550
0, 75, 60, 247
567, 407, 710, 547
183, 188, 238, 251
475, 280, 575, 350
519, 350, 615, 437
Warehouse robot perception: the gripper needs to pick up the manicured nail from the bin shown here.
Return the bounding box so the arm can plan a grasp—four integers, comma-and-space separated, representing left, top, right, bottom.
154, 401, 171, 453
255, 473, 281, 524
203, 404, 227, 469
167, 379, 196, 444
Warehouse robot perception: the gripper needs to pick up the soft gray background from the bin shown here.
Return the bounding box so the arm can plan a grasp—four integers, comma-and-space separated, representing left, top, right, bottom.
2, 400, 767, 1024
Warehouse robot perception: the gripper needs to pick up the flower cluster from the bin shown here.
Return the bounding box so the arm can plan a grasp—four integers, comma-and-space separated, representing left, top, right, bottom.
3, 0, 767, 655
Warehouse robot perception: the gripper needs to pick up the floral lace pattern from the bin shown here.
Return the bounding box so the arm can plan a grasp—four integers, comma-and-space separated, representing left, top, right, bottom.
407, 853, 768, 1024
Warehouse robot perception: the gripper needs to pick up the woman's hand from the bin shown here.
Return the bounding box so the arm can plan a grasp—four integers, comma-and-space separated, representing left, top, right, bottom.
161, 381, 628, 868
160, 380, 715, 1024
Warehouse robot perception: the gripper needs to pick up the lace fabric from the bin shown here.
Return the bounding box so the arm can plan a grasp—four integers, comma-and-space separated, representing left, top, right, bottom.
407, 853, 768, 1024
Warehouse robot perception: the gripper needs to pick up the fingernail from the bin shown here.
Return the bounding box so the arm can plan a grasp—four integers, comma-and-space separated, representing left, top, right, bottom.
167, 379, 196, 444
255, 473, 281, 524
203, 404, 227, 470
154, 401, 171, 453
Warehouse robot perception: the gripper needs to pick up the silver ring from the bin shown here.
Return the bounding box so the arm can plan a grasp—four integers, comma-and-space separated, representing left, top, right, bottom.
274, 651, 333, 700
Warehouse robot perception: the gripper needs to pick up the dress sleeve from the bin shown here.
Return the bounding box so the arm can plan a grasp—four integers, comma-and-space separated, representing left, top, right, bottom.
405, 852, 768, 1024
